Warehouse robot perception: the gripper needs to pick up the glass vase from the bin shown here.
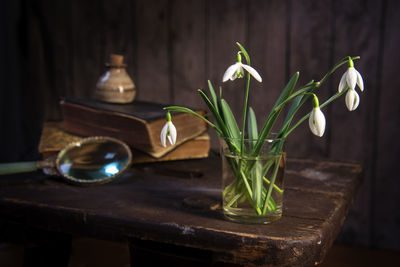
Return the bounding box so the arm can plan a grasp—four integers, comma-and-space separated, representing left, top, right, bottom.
220, 136, 286, 224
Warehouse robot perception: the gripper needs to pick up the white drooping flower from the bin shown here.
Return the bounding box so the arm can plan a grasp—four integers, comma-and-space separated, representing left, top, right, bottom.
222, 53, 262, 83
338, 57, 364, 111
345, 88, 360, 111
160, 112, 177, 147
308, 94, 326, 137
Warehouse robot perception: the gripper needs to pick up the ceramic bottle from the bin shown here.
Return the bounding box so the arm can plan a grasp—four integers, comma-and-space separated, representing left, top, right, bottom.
95, 54, 136, 103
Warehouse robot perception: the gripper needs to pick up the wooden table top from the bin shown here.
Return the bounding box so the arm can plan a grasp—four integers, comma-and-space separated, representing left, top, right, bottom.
0, 155, 362, 266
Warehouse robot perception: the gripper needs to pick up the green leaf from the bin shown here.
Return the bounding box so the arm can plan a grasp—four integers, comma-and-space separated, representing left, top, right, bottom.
261, 72, 299, 137
272, 84, 315, 112
278, 81, 321, 139
284, 88, 347, 138
197, 89, 226, 135
252, 160, 263, 209
272, 72, 299, 110
252, 72, 299, 157
277, 95, 303, 139
247, 107, 258, 150
236, 42, 250, 65
220, 99, 241, 148
197, 91, 241, 153
207, 80, 218, 113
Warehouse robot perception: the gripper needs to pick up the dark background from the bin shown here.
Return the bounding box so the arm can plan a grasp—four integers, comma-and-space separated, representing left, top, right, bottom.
0, 0, 399, 251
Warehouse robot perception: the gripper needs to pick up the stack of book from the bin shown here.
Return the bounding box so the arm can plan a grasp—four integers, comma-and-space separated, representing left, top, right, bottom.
38, 98, 210, 164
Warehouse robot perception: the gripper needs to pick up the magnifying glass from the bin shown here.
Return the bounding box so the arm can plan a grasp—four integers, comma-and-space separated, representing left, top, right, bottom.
0, 136, 132, 185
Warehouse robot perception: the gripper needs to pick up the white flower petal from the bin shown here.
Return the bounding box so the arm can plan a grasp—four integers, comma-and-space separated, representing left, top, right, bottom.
355, 69, 364, 91
167, 135, 173, 145
338, 72, 347, 92
241, 63, 262, 82
346, 67, 357, 90
308, 110, 316, 135
315, 108, 326, 137
167, 121, 177, 145
309, 108, 326, 137
345, 89, 360, 111
223, 63, 240, 82
160, 123, 168, 147
231, 65, 242, 80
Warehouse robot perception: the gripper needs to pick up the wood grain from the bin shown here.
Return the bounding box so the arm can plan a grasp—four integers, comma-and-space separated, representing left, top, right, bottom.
288, 0, 333, 159
0, 156, 362, 266
1, 0, 399, 250
135, 0, 170, 103
170, 0, 207, 108
374, 0, 400, 250
247, 0, 288, 133
329, 0, 382, 247
207, 0, 247, 119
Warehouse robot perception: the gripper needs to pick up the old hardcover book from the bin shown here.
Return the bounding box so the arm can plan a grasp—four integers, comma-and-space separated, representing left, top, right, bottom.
39, 122, 210, 163
60, 98, 207, 158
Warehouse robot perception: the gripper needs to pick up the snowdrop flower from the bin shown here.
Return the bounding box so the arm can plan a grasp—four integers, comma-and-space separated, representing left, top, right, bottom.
345, 88, 360, 111
309, 94, 326, 137
160, 112, 177, 147
338, 57, 364, 111
222, 52, 262, 83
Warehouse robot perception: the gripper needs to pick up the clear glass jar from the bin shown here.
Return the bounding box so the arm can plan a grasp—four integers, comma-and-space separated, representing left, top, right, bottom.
220, 136, 286, 224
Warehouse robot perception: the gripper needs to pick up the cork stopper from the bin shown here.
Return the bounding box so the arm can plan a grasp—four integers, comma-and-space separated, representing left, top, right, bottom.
106, 54, 127, 67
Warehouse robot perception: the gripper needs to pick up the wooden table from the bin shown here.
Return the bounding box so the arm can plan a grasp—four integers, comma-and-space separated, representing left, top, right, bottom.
0, 155, 362, 266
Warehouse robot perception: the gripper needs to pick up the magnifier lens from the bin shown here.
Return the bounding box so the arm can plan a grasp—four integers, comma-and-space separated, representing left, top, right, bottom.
57, 138, 131, 183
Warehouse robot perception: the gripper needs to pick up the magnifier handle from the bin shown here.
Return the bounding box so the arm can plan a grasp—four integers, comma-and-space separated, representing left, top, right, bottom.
0, 161, 38, 175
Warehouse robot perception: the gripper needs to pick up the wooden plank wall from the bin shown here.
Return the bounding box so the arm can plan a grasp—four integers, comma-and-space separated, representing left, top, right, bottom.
1, 0, 399, 250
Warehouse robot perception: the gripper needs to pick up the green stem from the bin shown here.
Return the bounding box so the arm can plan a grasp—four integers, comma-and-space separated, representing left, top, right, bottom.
279, 56, 360, 139
239, 169, 253, 200
319, 56, 360, 85
263, 176, 284, 194
284, 88, 347, 138
222, 179, 238, 198
225, 193, 244, 208
258, 155, 283, 194
164, 106, 223, 136
239, 167, 263, 215
252, 159, 263, 208
262, 154, 282, 214
251, 72, 299, 158
238, 73, 251, 177
241, 72, 251, 155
